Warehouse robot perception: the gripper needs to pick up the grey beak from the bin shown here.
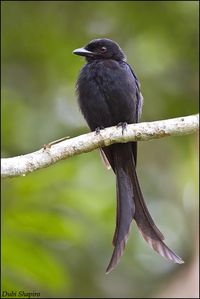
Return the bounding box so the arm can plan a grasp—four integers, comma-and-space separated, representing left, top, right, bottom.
73, 47, 94, 57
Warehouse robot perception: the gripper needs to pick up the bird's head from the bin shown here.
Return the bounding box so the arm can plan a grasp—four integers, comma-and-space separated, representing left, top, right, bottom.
73, 38, 126, 62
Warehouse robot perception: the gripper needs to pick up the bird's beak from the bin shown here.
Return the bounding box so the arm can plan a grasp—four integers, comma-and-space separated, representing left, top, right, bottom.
73, 47, 94, 57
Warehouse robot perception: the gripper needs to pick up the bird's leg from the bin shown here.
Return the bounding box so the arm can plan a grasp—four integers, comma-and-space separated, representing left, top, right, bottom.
117, 122, 127, 135
95, 126, 105, 135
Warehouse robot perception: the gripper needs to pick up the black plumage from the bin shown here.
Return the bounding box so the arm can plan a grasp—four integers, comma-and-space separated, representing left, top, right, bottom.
73, 38, 183, 273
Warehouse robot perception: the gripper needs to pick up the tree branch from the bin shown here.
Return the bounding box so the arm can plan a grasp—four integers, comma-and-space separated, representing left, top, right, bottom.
1, 114, 199, 178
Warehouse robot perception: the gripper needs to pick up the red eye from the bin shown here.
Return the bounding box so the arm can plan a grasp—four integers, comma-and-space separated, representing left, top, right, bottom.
101, 46, 107, 53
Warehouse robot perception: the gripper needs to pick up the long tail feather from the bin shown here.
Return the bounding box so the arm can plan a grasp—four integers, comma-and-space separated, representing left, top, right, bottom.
106, 145, 135, 273
130, 160, 184, 264
104, 143, 184, 274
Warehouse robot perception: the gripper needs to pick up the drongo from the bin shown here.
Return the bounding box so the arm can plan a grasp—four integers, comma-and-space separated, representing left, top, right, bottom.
73, 38, 183, 273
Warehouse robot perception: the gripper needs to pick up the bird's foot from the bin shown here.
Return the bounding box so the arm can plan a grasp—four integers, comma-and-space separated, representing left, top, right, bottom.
95, 126, 105, 135
117, 122, 127, 135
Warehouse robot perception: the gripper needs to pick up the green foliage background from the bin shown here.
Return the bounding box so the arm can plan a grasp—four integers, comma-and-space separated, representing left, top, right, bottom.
1, 1, 198, 298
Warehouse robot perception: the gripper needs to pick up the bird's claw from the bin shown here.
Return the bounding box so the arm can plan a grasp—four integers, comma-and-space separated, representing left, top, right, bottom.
117, 122, 127, 135
95, 126, 104, 135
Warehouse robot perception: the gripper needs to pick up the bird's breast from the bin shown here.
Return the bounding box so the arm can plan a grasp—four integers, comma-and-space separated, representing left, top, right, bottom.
77, 60, 138, 129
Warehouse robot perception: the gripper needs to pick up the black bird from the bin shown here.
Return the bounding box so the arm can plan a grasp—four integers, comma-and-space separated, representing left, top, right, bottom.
73, 38, 184, 273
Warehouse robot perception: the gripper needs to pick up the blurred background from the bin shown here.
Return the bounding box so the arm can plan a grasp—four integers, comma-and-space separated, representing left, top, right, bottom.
1, 1, 199, 298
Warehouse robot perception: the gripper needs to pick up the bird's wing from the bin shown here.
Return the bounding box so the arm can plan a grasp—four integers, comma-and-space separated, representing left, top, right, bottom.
123, 63, 144, 166
125, 62, 143, 123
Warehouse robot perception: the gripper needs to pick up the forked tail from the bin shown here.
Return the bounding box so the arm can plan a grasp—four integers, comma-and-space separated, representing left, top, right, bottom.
106, 143, 184, 274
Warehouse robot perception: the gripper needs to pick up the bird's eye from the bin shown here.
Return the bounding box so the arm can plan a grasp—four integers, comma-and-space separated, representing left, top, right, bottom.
101, 46, 107, 53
